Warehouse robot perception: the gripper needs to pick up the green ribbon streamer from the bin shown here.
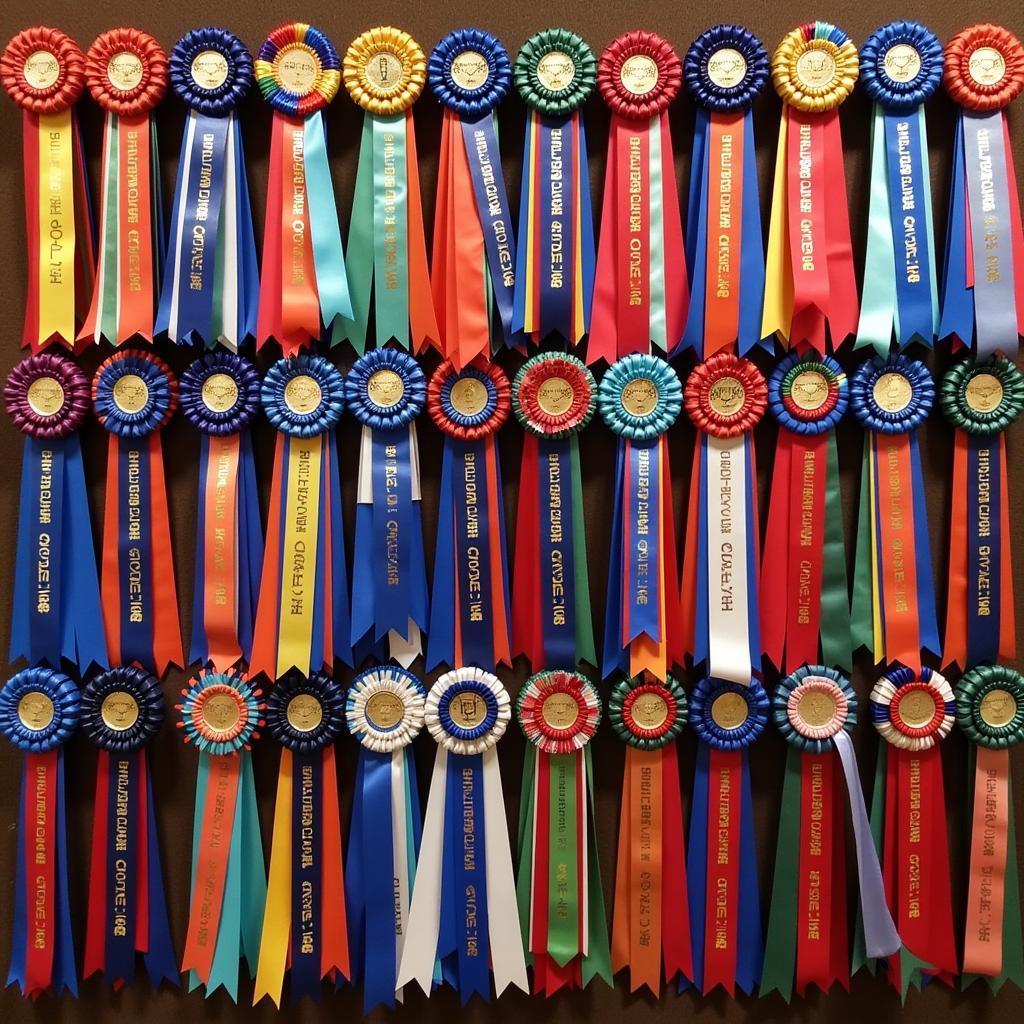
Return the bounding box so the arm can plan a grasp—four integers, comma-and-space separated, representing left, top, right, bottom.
343, 116, 375, 352
850, 438, 875, 656
820, 436, 851, 670
570, 437, 596, 667
582, 745, 613, 987
516, 746, 537, 961
98, 116, 120, 340
238, 752, 266, 977
548, 753, 580, 966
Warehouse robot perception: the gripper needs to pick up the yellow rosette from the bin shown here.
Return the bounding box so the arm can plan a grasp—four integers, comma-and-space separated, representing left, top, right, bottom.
771, 24, 858, 112
343, 25, 425, 116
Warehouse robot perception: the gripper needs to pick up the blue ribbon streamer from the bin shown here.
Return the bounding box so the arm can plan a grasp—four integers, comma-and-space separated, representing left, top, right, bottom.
967, 434, 1000, 664
105, 753, 138, 985
363, 753, 397, 1008
538, 115, 574, 338
372, 430, 412, 638
290, 752, 323, 1002
455, 440, 492, 669
940, 114, 974, 345
538, 437, 576, 667
681, 109, 711, 357
625, 440, 660, 644
230, 117, 261, 343
601, 442, 627, 678
142, 758, 178, 987
909, 435, 940, 657
736, 753, 763, 994
117, 440, 153, 670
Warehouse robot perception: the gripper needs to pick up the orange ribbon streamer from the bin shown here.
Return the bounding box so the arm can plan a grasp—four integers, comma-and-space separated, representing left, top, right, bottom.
704, 112, 743, 355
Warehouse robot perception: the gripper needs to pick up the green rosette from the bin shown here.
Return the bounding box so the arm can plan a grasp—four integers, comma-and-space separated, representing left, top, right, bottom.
939, 355, 1024, 436
608, 674, 687, 748
515, 28, 596, 116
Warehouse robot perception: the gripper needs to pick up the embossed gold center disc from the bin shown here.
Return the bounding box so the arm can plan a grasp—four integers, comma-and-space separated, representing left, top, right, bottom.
449, 690, 487, 729
365, 690, 405, 729
897, 689, 937, 729
620, 378, 659, 417
873, 372, 913, 413
202, 372, 239, 413
365, 49, 405, 94
366, 369, 405, 408
536, 376, 575, 416
536, 51, 576, 92
191, 50, 229, 90
620, 54, 659, 95
449, 377, 488, 416
711, 691, 748, 730
797, 689, 837, 728
101, 691, 140, 731
883, 44, 922, 84
202, 693, 241, 733
17, 691, 54, 731
707, 48, 747, 88
450, 50, 489, 91
969, 46, 1006, 87
107, 52, 144, 92
631, 692, 669, 730
795, 47, 837, 90
541, 692, 579, 731
789, 369, 830, 412
277, 44, 320, 95
27, 377, 65, 416
286, 694, 323, 733
24, 50, 60, 90
709, 376, 746, 416
112, 374, 149, 414
965, 372, 1004, 414
980, 688, 1017, 728
283, 374, 322, 415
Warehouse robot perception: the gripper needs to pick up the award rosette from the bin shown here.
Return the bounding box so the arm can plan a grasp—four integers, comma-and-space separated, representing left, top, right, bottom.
344, 349, 429, 664
180, 352, 263, 670
856, 22, 944, 354
678, 25, 769, 358
849, 355, 939, 671
1, 27, 94, 351
762, 23, 859, 352
761, 353, 851, 671
687, 677, 768, 995
177, 669, 266, 999
340, 27, 438, 353
254, 671, 349, 1005
512, 29, 597, 345
5, 354, 105, 670
940, 356, 1022, 668
761, 665, 899, 1000
397, 668, 528, 1002
957, 664, 1024, 989
80, 28, 167, 345
93, 351, 183, 675
425, 358, 512, 672
515, 670, 611, 995
428, 28, 520, 366
344, 665, 426, 1011
0, 667, 79, 998
598, 354, 682, 681
156, 28, 259, 349
511, 353, 596, 670
250, 354, 352, 680
80, 666, 176, 989
862, 666, 958, 993
608, 675, 692, 992
588, 31, 687, 363
254, 22, 352, 353
940, 25, 1024, 357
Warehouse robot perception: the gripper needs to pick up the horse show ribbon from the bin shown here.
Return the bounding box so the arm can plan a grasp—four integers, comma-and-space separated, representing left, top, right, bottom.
5, 354, 105, 671
345, 349, 430, 665
1, 27, 93, 351
180, 352, 263, 671
397, 668, 528, 1002
340, 26, 438, 353
761, 353, 850, 673
93, 351, 182, 676
597, 354, 682, 681
864, 667, 958, 995
177, 670, 266, 999
80, 28, 167, 346
428, 29, 520, 367
608, 675, 691, 993
156, 28, 259, 349
512, 353, 596, 671
512, 29, 596, 345
344, 665, 426, 1012
678, 24, 768, 358
850, 355, 939, 671
516, 670, 610, 995
940, 25, 1024, 357
762, 22, 859, 353
0, 667, 79, 998
250, 354, 351, 680
425, 358, 512, 672
255, 22, 352, 354
939, 356, 1022, 669
254, 672, 349, 1005
588, 31, 687, 364
856, 22, 943, 355
81, 666, 176, 989
762, 665, 900, 1000
956, 664, 1024, 990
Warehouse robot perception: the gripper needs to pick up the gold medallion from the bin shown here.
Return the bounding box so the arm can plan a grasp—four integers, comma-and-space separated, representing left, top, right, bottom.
201, 373, 239, 413
112, 374, 150, 414
286, 694, 323, 733
631, 691, 669, 730
897, 689, 937, 729
796, 688, 837, 729
883, 44, 922, 84
26, 377, 65, 417
872, 372, 913, 413
24, 50, 60, 90
711, 691, 748, 730
964, 372, 1004, 414
101, 691, 140, 732
448, 377, 489, 416
366, 369, 405, 409
450, 50, 489, 91
107, 51, 144, 92
283, 374, 323, 415
707, 48, 747, 88
364, 49, 405, 95
980, 688, 1017, 728
789, 369, 830, 412
536, 376, 575, 416
17, 691, 54, 731
191, 50, 230, 91
795, 47, 837, 90
620, 378, 659, 417
202, 693, 241, 733
365, 690, 406, 730
620, 54, 659, 95
969, 46, 1006, 87
536, 51, 576, 92
448, 690, 488, 730
541, 692, 580, 731
709, 376, 746, 416
277, 44, 320, 96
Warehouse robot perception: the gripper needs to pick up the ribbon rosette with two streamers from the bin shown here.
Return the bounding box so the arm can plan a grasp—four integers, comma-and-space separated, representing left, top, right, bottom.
177, 670, 266, 999
588, 31, 687, 363
180, 352, 263, 670
255, 23, 352, 353
762, 22, 859, 352
81, 666, 176, 989
940, 25, 1024, 357
254, 672, 349, 1005
5, 354, 105, 670
398, 668, 528, 1002
156, 28, 259, 349
345, 350, 429, 665
93, 351, 183, 675
1, 27, 94, 351
251, 355, 351, 680
516, 670, 610, 995
0, 667, 79, 998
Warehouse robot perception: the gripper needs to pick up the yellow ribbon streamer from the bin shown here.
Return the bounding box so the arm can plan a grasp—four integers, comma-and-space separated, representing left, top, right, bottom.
36, 110, 76, 343
761, 112, 792, 343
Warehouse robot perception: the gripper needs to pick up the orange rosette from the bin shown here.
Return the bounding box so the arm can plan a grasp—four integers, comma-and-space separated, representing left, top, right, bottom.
944, 23, 1024, 112
84, 27, 167, 115
2, 25, 84, 113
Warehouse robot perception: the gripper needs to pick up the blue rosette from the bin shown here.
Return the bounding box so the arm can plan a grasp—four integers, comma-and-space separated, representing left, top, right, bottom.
180, 351, 261, 436
768, 352, 848, 435
424, 666, 511, 755
0, 666, 80, 753
265, 669, 345, 755
177, 669, 264, 756
80, 666, 165, 753
428, 28, 511, 117
169, 27, 252, 116
597, 353, 682, 442
261, 354, 345, 438
773, 664, 857, 754
850, 354, 934, 434
346, 664, 426, 753
344, 348, 426, 431
684, 24, 769, 112
860, 21, 943, 113
689, 677, 769, 751
92, 351, 178, 439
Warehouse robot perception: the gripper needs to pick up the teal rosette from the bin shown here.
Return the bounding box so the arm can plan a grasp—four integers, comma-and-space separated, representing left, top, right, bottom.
514, 28, 596, 117
690, 678, 769, 751
80, 666, 164, 753
870, 665, 955, 750
343, 348, 426, 431
597, 353, 682, 442
169, 27, 252, 115
428, 28, 511, 116
773, 664, 857, 753
939, 355, 1024, 436
849, 354, 933, 434
177, 669, 264, 756
768, 352, 847, 435
261, 354, 345, 438
255, 23, 340, 116
860, 21, 943, 113
92, 351, 178, 438
425, 667, 510, 755
265, 669, 345, 755
512, 352, 596, 439
0, 666, 80, 753
345, 664, 425, 753
684, 24, 769, 112
179, 351, 261, 436
956, 664, 1024, 750
607, 675, 687, 749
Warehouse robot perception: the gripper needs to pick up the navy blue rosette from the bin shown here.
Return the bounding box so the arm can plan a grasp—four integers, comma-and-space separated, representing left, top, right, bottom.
261, 354, 345, 438
81, 665, 165, 751
265, 669, 345, 754
429, 28, 511, 117
685, 23, 769, 113
180, 350, 261, 434
849, 354, 934, 433
0, 667, 79, 997
168, 27, 252, 115
93, 350, 178, 438
689, 677, 769, 751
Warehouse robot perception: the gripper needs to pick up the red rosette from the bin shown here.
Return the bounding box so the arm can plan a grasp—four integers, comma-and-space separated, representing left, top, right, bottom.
684, 351, 767, 438
944, 23, 1024, 111
427, 356, 511, 441
890, 681, 948, 740
513, 353, 595, 438
597, 30, 681, 120
517, 670, 600, 755
621, 682, 680, 743
85, 27, 167, 116
1, 26, 85, 113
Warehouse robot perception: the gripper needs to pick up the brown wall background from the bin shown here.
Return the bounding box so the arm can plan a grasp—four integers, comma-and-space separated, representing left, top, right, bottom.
1, 1, 1023, 1022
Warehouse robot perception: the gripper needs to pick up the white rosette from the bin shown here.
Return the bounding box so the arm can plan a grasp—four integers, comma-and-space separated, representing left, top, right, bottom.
870, 666, 955, 751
